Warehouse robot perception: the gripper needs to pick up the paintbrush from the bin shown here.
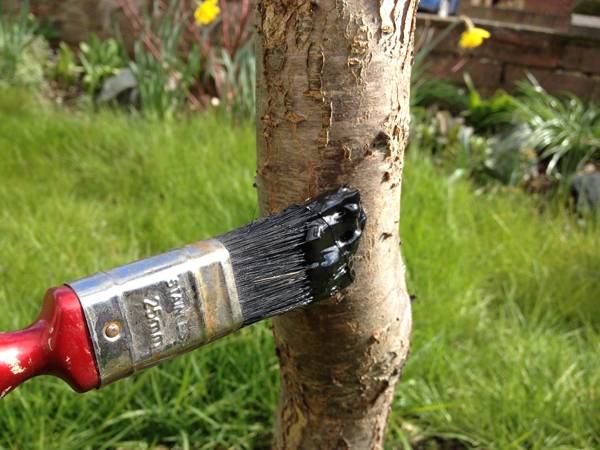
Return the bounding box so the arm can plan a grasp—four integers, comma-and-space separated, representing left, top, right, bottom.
0, 187, 366, 398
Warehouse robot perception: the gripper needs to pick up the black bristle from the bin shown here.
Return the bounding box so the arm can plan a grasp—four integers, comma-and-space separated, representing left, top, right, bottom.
216, 187, 366, 326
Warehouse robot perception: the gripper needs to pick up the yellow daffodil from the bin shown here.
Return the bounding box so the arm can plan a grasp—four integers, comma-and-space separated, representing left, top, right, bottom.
194, 0, 220, 26
458, 16, 490, 49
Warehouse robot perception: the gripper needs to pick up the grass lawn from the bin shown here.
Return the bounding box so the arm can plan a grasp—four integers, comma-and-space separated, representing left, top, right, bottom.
0, 88, 598, 450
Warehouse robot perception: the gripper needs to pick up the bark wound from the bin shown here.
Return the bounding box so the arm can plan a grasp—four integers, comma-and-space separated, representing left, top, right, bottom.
257, 1, 418, 448
306, 43, 324, 96
347, 22, 369, 80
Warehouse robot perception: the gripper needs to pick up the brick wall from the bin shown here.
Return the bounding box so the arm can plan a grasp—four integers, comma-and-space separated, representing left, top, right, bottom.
462, 1, 576, 16
417, 13, 600, 101
4, 0, 145, 49
523, 0, 577, 16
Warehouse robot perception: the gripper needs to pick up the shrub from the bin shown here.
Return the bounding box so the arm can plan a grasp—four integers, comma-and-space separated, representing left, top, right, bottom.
0, 2, 48, 87
512, 77, 600, 180
208, 38, 256, 118
462, 74, 517, 133
115, 0, 253, 117
53, 42, 82, 87
410, 106, 495, 184
128, 1, 200, 118
79, 34, 125, 96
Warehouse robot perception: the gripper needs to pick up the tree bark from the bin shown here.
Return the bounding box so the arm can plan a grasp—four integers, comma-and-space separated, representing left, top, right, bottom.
256, 1, 418, 448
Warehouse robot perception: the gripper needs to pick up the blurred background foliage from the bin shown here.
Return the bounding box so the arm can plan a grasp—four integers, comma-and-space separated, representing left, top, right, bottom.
2, 1, 598, 208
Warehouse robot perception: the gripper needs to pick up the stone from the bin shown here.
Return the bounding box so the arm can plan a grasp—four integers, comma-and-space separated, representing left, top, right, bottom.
571, 172, 600, 213
98, 68, 139, 105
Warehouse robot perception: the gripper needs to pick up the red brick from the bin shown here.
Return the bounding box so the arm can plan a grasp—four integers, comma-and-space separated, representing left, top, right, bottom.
504, 65, 597, 99
560, 45, 600, 75
417, 22, 561, 69
524, 0, 576, 16
415, 14, 600, 98
415, 26, 462, 54
425, 53, 503, 89
475, 29, 561, 69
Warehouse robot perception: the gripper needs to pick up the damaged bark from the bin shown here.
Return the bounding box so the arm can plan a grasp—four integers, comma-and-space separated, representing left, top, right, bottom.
256, 1, 418, 448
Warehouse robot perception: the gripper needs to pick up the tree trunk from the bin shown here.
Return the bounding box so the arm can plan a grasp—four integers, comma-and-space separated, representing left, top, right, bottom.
256, 1, 418, 448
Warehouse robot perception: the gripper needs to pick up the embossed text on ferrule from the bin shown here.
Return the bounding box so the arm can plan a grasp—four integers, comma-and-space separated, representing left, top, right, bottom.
69, 239, 242, 386
143, 295, 164, 349
166, 278, 189, 340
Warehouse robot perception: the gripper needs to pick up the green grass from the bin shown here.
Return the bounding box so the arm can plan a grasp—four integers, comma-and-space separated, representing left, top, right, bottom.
390, 152, 599, 449
0, 88, 598, 450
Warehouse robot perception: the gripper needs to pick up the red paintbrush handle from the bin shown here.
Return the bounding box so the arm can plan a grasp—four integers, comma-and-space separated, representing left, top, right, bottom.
0, 286, 99, 398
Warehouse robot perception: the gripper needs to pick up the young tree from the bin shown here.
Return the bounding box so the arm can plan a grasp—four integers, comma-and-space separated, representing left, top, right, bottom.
256, 1, 418, 448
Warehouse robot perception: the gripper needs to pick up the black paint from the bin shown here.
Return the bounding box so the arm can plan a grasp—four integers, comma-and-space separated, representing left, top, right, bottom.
218, 187, 366, 326
303, 187, 367, 300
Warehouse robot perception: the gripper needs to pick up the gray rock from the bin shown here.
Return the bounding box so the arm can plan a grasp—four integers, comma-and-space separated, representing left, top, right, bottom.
572, 172, 600, 213
98, 68, 138, 105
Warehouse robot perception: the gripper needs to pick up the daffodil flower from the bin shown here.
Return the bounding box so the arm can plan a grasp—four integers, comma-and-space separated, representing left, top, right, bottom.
458, 16, 490, 49
195, 0, 220, 26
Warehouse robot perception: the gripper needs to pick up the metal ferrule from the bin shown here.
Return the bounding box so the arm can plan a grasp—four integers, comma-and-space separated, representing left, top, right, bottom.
68, 239, 242, 386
